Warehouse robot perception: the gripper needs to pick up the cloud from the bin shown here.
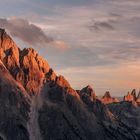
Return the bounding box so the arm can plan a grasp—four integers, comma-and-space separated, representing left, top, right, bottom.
0, 17, 68, 50
53, 41, 69, 50
89, 21, 115, 31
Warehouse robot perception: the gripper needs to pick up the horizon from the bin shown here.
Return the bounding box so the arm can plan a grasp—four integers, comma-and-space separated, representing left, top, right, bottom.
0, 0, 140, 96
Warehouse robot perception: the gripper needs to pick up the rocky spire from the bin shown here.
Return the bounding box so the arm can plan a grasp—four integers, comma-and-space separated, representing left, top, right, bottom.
0, 28, 20, 69
80, 85, 96, 101
103, 91, 111, 98
131, 89, 137, 100
101, 91, 119, 104
123, 89, 137, 102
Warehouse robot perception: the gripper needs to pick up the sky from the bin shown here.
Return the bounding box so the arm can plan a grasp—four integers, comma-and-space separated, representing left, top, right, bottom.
0, 0, 140, 96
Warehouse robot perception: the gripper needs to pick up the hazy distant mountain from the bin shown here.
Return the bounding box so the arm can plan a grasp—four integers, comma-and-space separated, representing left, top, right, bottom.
0, 28, 139, 140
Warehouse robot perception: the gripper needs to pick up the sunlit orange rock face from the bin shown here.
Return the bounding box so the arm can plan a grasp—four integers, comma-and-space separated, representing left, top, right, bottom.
56, 75, 71, 88
0, 29, 76, 96
0, 29, 57, 95
55, 75, 80, 98
123, 89, 136, 102
123, 89, 140, 104
101, 91, 119, 104
0, 29, 20, 69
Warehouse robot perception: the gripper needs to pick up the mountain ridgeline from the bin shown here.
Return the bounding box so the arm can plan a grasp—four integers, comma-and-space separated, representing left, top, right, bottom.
0, 28, 140, 140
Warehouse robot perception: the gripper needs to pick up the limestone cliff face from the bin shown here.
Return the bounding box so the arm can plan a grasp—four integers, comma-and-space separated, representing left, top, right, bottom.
0, 29, 56, 95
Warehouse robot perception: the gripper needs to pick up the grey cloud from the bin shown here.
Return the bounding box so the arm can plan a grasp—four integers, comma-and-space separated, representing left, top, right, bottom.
89, 20, 115, 31
0, 18, 54, 46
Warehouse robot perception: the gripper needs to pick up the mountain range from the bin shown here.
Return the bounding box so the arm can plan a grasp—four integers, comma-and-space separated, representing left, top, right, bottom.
0, 28, 140, 140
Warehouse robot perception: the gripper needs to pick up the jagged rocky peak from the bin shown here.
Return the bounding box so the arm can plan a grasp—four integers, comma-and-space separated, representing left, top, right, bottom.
80, 85, 96, 101
101, 91, 119, 104
56, 75, 71, 88
103, 91, 111, 98
131, 89, 137, 99
0, 28, 20, 69
55, 75, 80, 98
123, 89, 137, 102
0, 28, 56, 95
123, 89, 140, 103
